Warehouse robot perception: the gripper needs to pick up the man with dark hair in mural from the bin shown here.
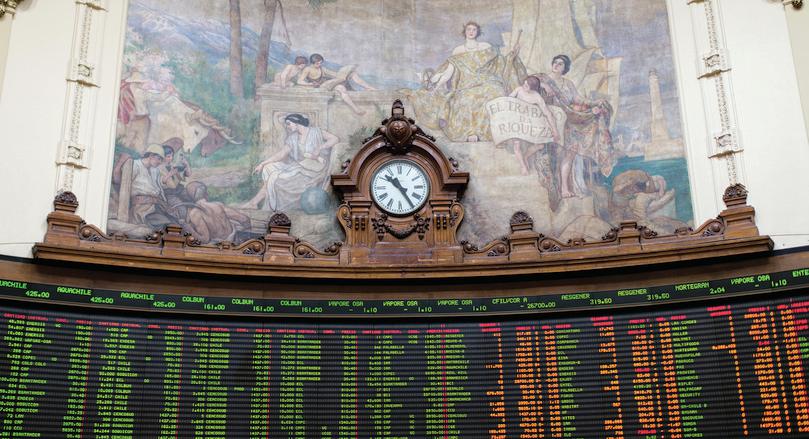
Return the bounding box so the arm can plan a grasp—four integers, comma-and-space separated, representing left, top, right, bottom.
296, 53, 377, 115
130, 143, 178, 229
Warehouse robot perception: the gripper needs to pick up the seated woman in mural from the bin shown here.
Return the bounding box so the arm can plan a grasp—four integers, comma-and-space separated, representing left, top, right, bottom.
533, 54, 615, 198
241, 113, 339, 212
296, 53, 377, 116
407, 21, 525, 142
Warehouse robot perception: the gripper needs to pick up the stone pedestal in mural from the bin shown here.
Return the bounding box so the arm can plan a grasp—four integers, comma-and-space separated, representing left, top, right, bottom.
443, 141, 553, 242
257, 86, 399, 149
443, 141, 612, 245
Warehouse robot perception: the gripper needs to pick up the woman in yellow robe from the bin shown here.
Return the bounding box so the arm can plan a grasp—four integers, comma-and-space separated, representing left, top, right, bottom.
407, 22, 525, 142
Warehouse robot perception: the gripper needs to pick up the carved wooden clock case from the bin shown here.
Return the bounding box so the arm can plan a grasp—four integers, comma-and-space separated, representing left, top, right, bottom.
331, 100, 469, 264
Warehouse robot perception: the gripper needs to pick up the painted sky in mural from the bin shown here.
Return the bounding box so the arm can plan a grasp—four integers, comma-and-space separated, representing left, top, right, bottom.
108, 0, 693, 248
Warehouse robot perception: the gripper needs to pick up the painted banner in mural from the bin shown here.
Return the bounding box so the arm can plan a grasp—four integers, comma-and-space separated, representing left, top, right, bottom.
108, 0, 692, 248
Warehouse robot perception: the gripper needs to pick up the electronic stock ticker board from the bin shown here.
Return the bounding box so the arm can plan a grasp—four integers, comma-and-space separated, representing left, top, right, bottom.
1, 268, 809, 437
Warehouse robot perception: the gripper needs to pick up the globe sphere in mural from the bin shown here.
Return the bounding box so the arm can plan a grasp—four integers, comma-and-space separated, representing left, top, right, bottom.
300, 187, 330, 215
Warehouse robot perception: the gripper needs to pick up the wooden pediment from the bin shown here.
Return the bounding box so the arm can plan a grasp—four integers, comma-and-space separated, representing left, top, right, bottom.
332, 100, 469, 197
330, 100, 470, 264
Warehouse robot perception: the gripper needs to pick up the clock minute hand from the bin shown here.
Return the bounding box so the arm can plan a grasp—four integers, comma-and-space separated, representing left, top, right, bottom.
385, 175, 415, 209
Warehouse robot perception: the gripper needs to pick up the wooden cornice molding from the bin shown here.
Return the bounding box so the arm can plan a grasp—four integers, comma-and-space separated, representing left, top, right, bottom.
33, 103, 772, 280
33, 184, 773, 280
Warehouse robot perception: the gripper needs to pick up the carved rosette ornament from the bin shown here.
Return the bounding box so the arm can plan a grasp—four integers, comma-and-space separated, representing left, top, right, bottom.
55, 191, 78, 206
268, 212, 292, 227
0, 0, 25, 18
373, 100, 435, 154
509, 211, 534, 229
722, 183, 748, 207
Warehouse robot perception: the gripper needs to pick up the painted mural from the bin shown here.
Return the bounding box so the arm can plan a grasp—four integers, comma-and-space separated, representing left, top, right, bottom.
108, 0, 693, 248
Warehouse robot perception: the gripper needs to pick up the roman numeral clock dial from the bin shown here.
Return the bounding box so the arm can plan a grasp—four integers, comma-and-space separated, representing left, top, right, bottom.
370, 160, 430, 216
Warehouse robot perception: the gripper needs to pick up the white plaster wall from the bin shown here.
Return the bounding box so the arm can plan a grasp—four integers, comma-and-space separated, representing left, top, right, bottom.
0, 14, 13, 100
786, 4, 809, 158
0, 0, 128, 258
0, 0, 76, 257
721, 0, 809, 249
0, 0, 806, 258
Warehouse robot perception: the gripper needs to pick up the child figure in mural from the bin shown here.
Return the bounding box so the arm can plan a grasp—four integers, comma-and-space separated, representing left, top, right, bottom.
534, 54, 616, 198
270, 56, 308, 89
158, 138, 192, 220
296, 53, 377, 115
405, 21, 526, 142
507, 76, 562, 175
241, 113, 339, 212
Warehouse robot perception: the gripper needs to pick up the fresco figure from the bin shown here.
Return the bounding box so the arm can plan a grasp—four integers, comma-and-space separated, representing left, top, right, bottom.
409, 21, 525, 142
146, 96, 239, 157
534, 54, 615, 198
159, 139, 192, 219
610, 170, 686, 234
130, 143, 178, 229
242, 113, 339, 211
507, 76, 562, 175
184, 182, 251, 244
117, 70, 154, 152
296, 53, 377, 115
109, 0, 693, 247
270, 56, 308, 89
117, 67, 238, 157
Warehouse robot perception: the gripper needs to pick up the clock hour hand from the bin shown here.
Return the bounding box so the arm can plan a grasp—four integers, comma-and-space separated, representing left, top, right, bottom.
385, 175, 415, 209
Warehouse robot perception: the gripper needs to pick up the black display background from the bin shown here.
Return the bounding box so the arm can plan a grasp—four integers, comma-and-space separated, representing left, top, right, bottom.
2, 289, 809, 437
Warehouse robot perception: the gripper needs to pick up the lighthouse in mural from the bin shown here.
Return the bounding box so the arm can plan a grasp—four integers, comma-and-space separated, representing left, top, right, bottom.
645, 69, 684, 160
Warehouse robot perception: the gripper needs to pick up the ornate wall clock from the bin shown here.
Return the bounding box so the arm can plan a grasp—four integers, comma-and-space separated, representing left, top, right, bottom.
331, 100, 469, 264
370, 159, 430, 216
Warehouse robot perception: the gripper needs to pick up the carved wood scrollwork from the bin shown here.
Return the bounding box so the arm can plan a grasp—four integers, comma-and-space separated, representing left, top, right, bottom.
293, 241, 343, 259
36, 182, 772, 277
699, 219, 725, 237
601, 227, 620, 242
241, 240, 266, 256
34, 99, 773, 279
78, 223, 107, 243
461, 238, 509, 257
372, 214, 431, 241
538, 237, 564, 253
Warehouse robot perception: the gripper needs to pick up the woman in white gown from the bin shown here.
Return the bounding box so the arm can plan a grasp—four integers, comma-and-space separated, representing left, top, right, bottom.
242, 113, 338, 211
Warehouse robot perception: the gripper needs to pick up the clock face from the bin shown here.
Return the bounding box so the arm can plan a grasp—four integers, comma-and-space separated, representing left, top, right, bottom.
370, 159, 430, 215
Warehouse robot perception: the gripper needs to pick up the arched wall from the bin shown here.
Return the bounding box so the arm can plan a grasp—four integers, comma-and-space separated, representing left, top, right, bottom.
0, 0, 807, 259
